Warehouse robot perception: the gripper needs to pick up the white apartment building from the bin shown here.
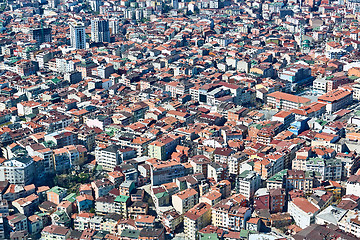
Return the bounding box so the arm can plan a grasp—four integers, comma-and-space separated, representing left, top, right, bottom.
312, 77, 327, 93
353, 83, 360, 100
0, 154, 35, 185
56, 58, 76, 73
236, 170, 261, 200
346, 175, 360, 198
227, 153, 248, 175
288, 197, 320, 229
95, 145, 122, 171
339, 210, 360, 238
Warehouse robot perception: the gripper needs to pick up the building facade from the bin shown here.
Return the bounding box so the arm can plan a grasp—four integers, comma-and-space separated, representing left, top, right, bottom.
70, 22, 86, 49
91, 18, 110, 43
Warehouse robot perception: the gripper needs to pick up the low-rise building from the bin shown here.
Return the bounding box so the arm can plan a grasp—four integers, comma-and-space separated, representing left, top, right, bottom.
316, 205, 347, 225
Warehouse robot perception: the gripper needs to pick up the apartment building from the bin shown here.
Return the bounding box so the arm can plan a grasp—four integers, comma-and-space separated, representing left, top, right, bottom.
227, 152, 248, 175
12, 194, 39, 216
207, 162, 228, 182
53, 145, 86, 172
35, 148, 54, 174
0, 154, 35, 185
190, 82, 253, 106
161, 209, 183, 234
96, 145, 136, 172
253, 159, 273, 180
47, 186, 67, 205
70, 22, 86, 49
279, 63, 312, 90
56, 58, 77, 73
290, 102, 326, 118
17, 101, 40, 116
352, 83, 360, 100
346, 175, 360, 198
95, 195, 130, 218
306, 158, 342, 181
172, 188, 198, 214
165, 81, 194, 98
73, 213, 95, 231
41, 225, 71, 240
338, 210, 360, 238
266, 169, 287, 190
135, 215, 155, 228
148, 135, 181, 161
236, 170, 261, 200
288, 197, 320, 229
184, 202, 212, 240
286, 170, 315, 193
254, 188, 286, 213
92, 179, 114, 199
150, 159, 187, 186
199, 190, 222, 206
266, 91, 311, 110
0, 217, 4, 239
212, 198, 251, 231
7, 213, 28, 233
272, 111, 295, 130
44, 131, 78, 148
318, 88, 353, 113
189, 155, 211, 178
313, 75, 351, 94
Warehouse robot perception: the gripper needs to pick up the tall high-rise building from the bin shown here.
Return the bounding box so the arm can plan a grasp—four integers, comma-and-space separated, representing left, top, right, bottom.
91, 18, 110, 43
172, 0, 179, 9
90, 0, 101, 13
48, 0, 59, 8
29, 27, 52, 44
109, 18, 120, 35
70, 22, 86, 49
